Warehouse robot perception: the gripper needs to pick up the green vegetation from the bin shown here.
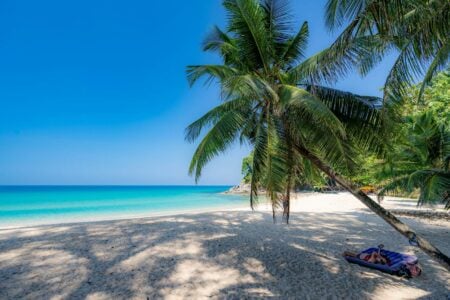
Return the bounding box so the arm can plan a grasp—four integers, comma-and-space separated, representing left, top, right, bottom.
323, 0, 449, 103
244, 69, 449, 204
241, 151, 329, 191
238, 71, 450, 203
404, 70, 450, 127
345, 71, 449, 206
186, 0, 450, 269
241, 153, 253, 184
186, 0, 383, 222
377, 111, 449, 208
375, 71, 450, 207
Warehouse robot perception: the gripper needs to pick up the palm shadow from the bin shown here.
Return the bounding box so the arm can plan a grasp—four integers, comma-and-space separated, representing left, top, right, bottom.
0, 210, 449, 299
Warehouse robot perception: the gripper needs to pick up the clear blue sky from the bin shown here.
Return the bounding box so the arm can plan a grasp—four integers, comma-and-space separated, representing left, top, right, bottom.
0, 0, 396, 185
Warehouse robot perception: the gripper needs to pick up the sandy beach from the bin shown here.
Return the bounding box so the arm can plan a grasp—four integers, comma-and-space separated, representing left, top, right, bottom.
0, 192, 449, 299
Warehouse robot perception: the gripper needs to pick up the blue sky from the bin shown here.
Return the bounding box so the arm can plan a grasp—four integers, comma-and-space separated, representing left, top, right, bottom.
0, 0, 396, 185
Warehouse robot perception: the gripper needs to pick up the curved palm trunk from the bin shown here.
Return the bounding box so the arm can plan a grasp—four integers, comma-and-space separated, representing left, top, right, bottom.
283, 171, 292, 224
295, 144, 450, 271
282, 122, 293, 224
282, 147, 293, 224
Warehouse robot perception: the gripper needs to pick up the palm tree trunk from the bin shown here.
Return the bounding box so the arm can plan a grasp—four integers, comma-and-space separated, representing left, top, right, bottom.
295, 144, 450, 271
284, 172, 292, 224
283, 121, 293, 224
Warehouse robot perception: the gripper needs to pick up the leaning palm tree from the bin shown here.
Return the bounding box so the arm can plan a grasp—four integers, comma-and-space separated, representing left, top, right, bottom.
320, 0, 450, 103
186, 0, 450, 269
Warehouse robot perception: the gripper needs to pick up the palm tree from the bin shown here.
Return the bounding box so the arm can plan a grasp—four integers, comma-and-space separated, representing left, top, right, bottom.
186, 0, 450, 269
377, 112, 450, 208
320, 0, 449, 103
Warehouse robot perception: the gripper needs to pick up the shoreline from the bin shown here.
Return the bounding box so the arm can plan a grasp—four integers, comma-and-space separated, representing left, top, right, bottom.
0, 203, 252, 230
0, 187, 245, 229
0, 191, 359, 229
1, 192, 448, 299
1, 191, 446, 230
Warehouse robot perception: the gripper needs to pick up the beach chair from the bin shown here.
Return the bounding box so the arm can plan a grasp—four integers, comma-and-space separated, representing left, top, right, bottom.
344, 246, 420, 277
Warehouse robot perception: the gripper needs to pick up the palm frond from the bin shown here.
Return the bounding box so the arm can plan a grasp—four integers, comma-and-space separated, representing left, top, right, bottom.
203, 26, 234, 52
250, 114, 268, 209
279, 21, 308, 66
264, 113, 288, 219
203, 26, 241, 66
377, 174, 412, 201
289, 33, 378, 85
186, 65, 238, 87
324, 0, 450, 102
262, 0, 292, 45
222, 74, 278, 102
185, 97, 253, 143
306, 85, 386, 154
224, 0, 271, 71
413, 169, 450, 207
325, 0, 368, 31
383, 39, 428, 104
188, 110, 247, 181
278, 85, 363, 175
418, 39, 450, 101
279, 85, 346, 138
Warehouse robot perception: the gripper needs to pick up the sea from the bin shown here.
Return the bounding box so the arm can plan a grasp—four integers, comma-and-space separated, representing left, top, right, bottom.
0, 186, 248, 228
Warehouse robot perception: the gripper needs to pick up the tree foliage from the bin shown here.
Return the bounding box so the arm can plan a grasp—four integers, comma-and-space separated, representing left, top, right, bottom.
319, 0, 450, 106
376, 70, 450, 207
186, 0, 383, 222
241, 152, 253, 184
185, 0, 450, 269
377, 112, 450, 208
404, 69, 450, 127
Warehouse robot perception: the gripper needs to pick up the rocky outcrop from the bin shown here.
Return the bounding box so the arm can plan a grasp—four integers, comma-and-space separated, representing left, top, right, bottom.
224, 183, 269, 195
224, 183, 252, 194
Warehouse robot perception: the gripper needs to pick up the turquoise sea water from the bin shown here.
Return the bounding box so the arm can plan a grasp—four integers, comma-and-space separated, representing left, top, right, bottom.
0, 186, 248, 227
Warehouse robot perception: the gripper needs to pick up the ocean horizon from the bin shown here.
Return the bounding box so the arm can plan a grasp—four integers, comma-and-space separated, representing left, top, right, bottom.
0, 185, 248, 228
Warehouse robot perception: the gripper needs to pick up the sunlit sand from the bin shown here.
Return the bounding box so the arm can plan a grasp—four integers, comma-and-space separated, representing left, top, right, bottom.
0, 192, 449, 299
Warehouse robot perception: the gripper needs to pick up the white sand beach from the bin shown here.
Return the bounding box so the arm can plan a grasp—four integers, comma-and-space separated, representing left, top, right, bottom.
0, 192, 449, 299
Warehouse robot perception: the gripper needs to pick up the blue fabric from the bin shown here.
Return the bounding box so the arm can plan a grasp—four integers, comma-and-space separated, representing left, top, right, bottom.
344, 247, 418, 274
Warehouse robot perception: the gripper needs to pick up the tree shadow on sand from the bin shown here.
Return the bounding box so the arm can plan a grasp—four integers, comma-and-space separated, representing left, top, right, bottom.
0, 210, 449, 299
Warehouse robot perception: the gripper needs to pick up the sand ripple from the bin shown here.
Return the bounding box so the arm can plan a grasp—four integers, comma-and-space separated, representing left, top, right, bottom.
0, 193, 449, 299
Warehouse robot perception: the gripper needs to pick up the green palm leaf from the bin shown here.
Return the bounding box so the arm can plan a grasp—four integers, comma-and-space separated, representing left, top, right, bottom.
188, 110, 247, 181
186, 0, 450, 269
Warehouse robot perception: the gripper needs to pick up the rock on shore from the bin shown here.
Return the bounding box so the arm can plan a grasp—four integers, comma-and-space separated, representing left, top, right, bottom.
224, 183, 252, 194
